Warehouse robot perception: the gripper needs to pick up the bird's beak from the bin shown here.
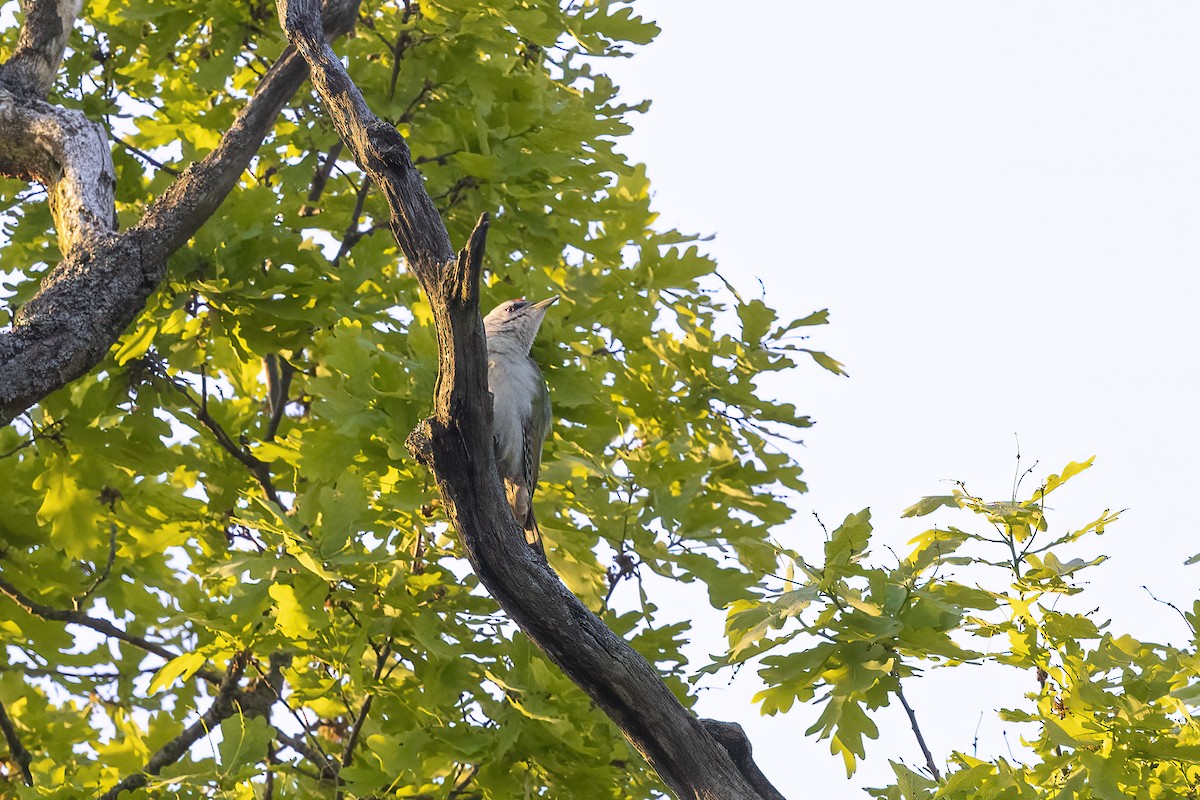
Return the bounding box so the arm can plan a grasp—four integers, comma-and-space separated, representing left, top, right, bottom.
530, 295, 559, 311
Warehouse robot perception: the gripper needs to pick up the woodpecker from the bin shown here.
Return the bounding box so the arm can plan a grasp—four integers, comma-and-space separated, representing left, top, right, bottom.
482, 295, 557, 555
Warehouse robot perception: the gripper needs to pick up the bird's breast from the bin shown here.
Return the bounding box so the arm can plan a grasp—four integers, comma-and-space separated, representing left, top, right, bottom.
488, 355, 541, 476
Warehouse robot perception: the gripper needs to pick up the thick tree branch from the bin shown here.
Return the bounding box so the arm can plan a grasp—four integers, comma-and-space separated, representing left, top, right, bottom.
0, 698, 33, 786
0, 0, 361, 427
276, 2, 782, 796
277, 0, 452, 270
0, 91, 116, 254
0, 0, 81, 97
700, 719, 787, 800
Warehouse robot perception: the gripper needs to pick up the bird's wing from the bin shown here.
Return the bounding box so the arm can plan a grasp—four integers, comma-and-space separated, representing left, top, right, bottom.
520, 367, 552, 546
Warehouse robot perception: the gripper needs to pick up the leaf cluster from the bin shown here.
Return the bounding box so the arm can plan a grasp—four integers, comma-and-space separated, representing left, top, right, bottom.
723, 458, 1200, 797
0, 1, 834, 796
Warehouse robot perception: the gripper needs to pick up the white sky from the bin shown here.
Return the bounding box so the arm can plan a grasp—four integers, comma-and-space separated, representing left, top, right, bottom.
604, 2, 1200, 796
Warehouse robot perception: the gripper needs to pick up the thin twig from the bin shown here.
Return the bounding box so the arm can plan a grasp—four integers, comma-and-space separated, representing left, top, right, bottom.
1142, 585, 1193, 632
0, 698, 33, 785
338, 636, 391, 784
248, 658, 338, 780
157, 366, 285, 509
0, 574, 220, 684
99, 654, 248, 800
0, 419, 64, 459
893, 670, 941, 781
274, 730, 339, 781
115, 138, 181, 176
76, 522, 118, 609
397, 79, 434, 122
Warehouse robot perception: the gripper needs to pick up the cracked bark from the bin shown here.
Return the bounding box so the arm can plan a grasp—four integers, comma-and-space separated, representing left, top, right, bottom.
276, 0, 786, 796
0, 0, 360, 425
0, 0, 81, 97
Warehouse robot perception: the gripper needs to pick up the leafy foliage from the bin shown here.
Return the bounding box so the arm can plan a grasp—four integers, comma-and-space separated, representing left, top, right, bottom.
0, 1, 831, 796
725, 460, 1200, 797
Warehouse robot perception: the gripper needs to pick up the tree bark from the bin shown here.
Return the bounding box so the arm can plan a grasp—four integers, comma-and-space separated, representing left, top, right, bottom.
275, 1, 786, 797
0, 0, 360, 425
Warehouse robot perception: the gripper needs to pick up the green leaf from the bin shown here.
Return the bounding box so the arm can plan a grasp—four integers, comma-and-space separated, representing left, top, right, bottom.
800, 348, 848, 376
217, 714, 271, 772
901, 496, 959, 518
113, 322, 158, 365
147, 652, 206, 696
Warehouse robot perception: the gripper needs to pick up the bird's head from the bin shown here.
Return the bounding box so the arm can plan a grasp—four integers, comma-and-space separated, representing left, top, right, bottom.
483, 296, 558, 354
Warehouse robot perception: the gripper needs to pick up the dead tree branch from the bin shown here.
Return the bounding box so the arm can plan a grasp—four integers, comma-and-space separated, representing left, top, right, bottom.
275, 1, 784, 796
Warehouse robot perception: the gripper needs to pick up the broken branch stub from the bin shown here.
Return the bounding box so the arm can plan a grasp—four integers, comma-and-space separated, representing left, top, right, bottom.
276, 0, 785, 796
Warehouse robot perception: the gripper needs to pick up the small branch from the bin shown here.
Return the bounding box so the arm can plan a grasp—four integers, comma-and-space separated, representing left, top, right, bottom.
332, 174, 372, 264
338, 636, 391, 792
114, 137, 181, 176
246, 657, 339, 781
0, 419, 64, 459
448, 764, 479, 799
157, 367, 285, 509
274, 730, 339, 781
340, 695, 372, 770
397, 78, 434, 123
893, 670, 941, 781
301, 140, 344, 213
264, 742, 276, 800
0, 573, 220, 684
263, 353, 295, 441
76, 522, 118, 609
99, 653, 248, 800
0, 698, 33, 786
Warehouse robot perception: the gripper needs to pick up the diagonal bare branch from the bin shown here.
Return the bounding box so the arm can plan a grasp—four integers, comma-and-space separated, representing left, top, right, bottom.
98, 653, 248, 800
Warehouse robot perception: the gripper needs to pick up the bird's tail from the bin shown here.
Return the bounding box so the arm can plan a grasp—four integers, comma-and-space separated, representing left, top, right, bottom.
524, 509, 546, 561
506, 479, 547, 561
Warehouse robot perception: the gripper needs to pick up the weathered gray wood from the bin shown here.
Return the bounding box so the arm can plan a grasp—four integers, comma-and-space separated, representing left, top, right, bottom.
0, 1, 360, 425
0, 0, 81, 98
277, 1, 786, 796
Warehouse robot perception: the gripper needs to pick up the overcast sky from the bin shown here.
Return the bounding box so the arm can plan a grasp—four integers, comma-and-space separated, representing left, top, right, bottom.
605, 3, 1200, 795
